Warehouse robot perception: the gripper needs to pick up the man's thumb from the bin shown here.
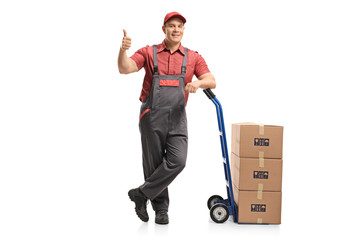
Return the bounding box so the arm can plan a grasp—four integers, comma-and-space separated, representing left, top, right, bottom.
123, 29, 127, 37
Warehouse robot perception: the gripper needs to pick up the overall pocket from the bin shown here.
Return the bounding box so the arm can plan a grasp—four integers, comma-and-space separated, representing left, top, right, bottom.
159, 79, 179, 87
139, 108, 150, 121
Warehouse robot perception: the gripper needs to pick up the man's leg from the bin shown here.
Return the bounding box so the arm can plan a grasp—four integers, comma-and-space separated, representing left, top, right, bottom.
139, 109, 167, 206
140, 133, 187, 203
128, 108, 167, 222
140, 130, 169, 211
136, 108, 187, 223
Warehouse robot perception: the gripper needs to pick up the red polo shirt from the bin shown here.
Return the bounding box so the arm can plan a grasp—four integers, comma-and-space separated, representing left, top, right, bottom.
130, 40, 210, 104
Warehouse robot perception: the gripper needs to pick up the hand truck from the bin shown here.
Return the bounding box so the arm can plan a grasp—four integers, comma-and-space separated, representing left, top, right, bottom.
203, 89, 238, 223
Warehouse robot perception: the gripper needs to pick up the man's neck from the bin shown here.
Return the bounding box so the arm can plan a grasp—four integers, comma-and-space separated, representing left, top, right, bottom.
164, 39, 181, 54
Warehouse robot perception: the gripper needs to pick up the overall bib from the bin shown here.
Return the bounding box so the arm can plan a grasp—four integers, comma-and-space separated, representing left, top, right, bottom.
138, 45, 188, 211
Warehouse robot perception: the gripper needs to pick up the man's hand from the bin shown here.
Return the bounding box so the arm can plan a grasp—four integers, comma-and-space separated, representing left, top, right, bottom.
184, 81, 201, 93
121, 29, 132, 51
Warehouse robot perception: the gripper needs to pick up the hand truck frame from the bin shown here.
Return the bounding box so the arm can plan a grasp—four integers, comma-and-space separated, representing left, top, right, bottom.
203, 88, 238, 223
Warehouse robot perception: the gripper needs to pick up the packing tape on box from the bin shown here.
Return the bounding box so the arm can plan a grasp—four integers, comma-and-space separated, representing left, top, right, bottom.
257, 184, 263, 199
257, 218, 263, 224
259, 124, 265, 135
259, 151, 264, 167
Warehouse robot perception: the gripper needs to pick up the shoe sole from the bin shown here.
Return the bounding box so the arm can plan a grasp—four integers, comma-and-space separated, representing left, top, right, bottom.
128, 190, 149, 222
155, 220, 169, 225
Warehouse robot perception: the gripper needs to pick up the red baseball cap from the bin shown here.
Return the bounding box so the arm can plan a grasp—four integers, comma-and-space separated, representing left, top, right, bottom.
163, 12, 186, 25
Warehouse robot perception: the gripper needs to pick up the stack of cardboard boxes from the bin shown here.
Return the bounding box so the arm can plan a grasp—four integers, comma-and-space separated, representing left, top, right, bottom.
231, 123, 283, 224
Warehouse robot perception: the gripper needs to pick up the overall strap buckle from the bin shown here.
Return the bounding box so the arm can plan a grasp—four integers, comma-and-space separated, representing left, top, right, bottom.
181, 48, 188, 75
181, 66, 186, 74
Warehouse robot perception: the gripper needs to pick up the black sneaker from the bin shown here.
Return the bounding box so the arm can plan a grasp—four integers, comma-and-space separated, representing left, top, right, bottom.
155, 210, 169, 225
128, 188, 149, 222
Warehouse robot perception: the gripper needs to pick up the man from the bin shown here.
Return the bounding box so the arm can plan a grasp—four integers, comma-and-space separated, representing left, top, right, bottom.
118, 12, 216, 224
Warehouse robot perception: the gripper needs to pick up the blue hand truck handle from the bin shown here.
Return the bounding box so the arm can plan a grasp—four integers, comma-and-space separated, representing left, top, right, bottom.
203, 88, 216, 99
203, 88, 238, 223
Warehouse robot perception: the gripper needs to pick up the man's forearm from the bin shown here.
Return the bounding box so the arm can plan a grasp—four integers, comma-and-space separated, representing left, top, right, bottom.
198, 73, 216, 89
185, 73, 216, 93
118, 48, 131, 74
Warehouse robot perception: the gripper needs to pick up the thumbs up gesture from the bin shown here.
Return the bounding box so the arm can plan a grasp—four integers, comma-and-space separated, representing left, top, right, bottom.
121, 29, 132, 51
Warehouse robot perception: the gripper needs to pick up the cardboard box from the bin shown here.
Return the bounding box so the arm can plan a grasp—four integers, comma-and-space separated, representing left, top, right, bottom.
231, 153, 282, 192
233, 186, 282, 224
231, 123, 283, 159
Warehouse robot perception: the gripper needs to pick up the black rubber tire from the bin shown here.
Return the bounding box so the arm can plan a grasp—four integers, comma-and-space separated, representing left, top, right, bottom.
210, 203, 230, 223
207, 195, 224, 210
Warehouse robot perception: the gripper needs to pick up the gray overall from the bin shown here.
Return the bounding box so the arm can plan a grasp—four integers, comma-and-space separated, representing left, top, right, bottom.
138, 45, 188, 211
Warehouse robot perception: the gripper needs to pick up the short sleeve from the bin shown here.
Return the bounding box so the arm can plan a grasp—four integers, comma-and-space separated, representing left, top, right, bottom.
130, 46, 148, 71
194, 52, 210, 78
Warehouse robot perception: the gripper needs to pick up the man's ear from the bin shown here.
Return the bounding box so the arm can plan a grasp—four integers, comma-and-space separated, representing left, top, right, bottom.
162, 25, 166, 34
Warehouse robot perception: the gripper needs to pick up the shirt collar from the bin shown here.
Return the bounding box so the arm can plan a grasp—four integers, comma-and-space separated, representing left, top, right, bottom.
158, 40, 185, 55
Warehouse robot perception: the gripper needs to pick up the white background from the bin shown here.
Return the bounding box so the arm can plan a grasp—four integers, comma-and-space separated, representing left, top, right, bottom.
1, 0, 359, 239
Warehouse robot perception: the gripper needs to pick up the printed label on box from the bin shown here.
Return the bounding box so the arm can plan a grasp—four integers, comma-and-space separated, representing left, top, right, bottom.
253, 171, 269, 179
251, 204, 266, 212
254, 138, 270, 146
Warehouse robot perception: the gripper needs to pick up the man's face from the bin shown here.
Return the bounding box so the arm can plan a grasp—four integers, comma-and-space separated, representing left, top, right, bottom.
162, 18, 184, 44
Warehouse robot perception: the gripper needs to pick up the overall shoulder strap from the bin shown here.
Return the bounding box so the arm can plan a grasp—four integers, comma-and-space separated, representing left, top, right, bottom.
153, 45, 158, 75
181, 48, 188, 74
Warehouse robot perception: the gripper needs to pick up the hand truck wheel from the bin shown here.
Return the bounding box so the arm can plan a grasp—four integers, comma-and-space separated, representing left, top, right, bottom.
210, 203, 230, 223
207, 195, 224, 210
